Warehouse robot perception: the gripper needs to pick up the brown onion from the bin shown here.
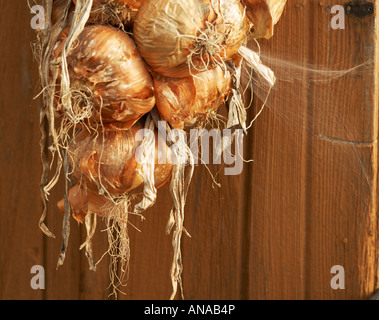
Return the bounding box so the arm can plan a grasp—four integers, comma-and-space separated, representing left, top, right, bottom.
73, 0, 144, 27
134, 0, 248, 78
57, 185, 113, 223
62, 25, 155, 128
154, 66, 231, 129
68, 120, 173, 197
241, 0, 287, 39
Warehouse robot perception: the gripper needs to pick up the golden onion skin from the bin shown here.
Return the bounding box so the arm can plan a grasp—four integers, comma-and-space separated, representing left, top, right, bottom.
57, 185, 113, 223
66, 25, 155, 128
241, 0, 287, 39
154, 66, 231, 129
134, 0, 248, 78
69, 121, 173, 196
73, 0, 145, 27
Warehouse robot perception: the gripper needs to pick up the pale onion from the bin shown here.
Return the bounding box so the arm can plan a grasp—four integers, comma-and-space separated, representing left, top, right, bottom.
241, 0, 287, 39
134, 0, 249, 78
68, 120, 173, 197
61, 25, 155, 128
73, 0, 144, 27
154, 66, 231, 129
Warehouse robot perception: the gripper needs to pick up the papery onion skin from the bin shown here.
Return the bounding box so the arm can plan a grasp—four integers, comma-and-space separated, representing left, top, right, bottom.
241, 0, 287, 39
154, 66, 231, 129
57, 185, 113, 223
68, 121, 173, 197
73, 0, 144, 27
73, 0, 144, 10
65, 25, 155, 128
52, 0, 75, 26
134, 0, 248, 78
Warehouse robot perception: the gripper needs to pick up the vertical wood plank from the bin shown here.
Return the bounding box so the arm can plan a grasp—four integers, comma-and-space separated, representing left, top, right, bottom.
247, 0, 379, 300
247, 0, 309, 300
375, 0, 379, 296
0, 1, 45, 300
182, 162, 245, 300
306, 0, 378, 300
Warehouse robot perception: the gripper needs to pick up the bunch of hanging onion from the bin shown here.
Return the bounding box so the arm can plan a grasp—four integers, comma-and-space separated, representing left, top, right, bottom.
41, 0, 286, 301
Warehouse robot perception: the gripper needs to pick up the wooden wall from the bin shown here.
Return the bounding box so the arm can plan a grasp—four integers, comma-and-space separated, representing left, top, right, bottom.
0, 0, 378, 300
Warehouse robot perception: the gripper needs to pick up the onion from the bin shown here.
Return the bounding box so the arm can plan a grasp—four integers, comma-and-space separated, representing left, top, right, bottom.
60, 25, 155, 128
68, 120, 173, 197
134, 0, 249, 78
154, 66, 231, 129
57, 185, 113, 223
241, 0, 287, 39
73, 0, 144, 27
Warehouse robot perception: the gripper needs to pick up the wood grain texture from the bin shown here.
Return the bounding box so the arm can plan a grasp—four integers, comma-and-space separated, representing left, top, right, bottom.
246, 0, 309, 300
182, 162, 246, 300
306, 0, 378, 300
246, 0, 379, 300
124, 185, 176, 300
0, 1, 45, 300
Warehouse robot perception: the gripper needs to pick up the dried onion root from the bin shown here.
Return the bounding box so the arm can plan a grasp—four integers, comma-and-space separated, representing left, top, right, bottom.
150, 109, 195, 300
